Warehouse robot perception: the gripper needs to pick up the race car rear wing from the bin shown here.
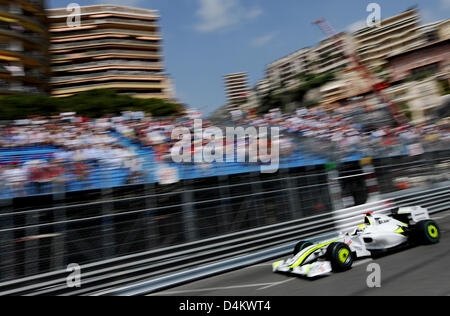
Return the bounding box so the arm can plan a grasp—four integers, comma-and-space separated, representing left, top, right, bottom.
397, 206, 430, 223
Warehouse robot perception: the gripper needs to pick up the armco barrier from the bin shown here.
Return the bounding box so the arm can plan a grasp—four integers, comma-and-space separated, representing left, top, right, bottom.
0, 165, 335, 281
0, 184, 448, 296
99, 185, 450, 296
1, 153, 448, 283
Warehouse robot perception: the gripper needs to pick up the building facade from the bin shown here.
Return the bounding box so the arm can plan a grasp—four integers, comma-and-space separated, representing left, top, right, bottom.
385, 37, 449, 122
223, 72, 249, 109
266, 47, 314, 90
255, 78, 271, 99
256, 8, 448, 116
387, 39, 450, 83
47, 5, 170, 99
0, 0, 50, 95
263, 32, 356, 101
312, 32, 355, 75
352, 8, 425, 77
320, 69, 372, 107
438, 20, 450, 40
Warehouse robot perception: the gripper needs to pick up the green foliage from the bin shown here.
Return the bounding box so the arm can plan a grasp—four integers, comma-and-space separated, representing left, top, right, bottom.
407, 71, 434, 82
258, 91, 284, 114
374, 65, 386, 74
399, 102, 412, 121
0, 89, 183, 120
259, 72, 335, 114
438, 80, 450, 96
295, 72, 335, 94
304, 99, 320, 109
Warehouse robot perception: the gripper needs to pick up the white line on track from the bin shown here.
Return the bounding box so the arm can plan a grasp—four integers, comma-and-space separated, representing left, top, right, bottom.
149, 283, 275, 296
233, 263, 273, 272
252, 263, 274, 267
255, 258, 374, 291
433, 215, 450, 220
151, 210, 449, 297
257, 278, 296, 291
432, 211, 450, 220
352, 258, 373, 268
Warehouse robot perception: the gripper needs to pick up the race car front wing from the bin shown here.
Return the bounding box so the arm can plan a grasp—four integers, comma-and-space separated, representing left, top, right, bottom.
273, 260, 332, 278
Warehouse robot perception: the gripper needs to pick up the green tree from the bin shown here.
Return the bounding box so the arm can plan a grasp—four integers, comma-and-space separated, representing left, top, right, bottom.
258, 72, 335, 114
0, 89, 183, 120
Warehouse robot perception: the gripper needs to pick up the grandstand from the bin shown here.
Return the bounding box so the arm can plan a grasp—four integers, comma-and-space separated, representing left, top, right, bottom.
0, 110, 449, 282
1, 107, 448, 200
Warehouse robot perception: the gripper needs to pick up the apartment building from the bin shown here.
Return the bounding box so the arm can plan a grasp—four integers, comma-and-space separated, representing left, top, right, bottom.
266, 47, 314, 90
0, 0, 50, 95
438, 20, 450, 40
385, 37, 450, 122
352, 8, 425, 76
224, 72, 249, 109
264, 32, 355, 97
387, 39, 449, 83
255, 78, 271, 99
261, 32, 358, 107
255, 8, 448, 118
312, 32, 355, 75
320, 68, 372, 106
47, 5, 170, 99
320, 11, 450, 110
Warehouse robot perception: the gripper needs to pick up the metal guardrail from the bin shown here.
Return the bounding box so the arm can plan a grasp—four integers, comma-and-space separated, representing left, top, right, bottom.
100, 185, 450, 296
0, 184, 448, 296
0, 163, 334, 279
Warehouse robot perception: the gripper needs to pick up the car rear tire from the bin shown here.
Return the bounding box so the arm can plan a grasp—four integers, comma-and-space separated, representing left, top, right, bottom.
414, 220, 440, 245
326, 242, 353, 272
293, 241, 314, 255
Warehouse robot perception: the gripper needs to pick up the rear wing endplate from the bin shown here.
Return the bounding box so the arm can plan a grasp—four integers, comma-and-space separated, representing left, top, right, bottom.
397, 206, 430, 223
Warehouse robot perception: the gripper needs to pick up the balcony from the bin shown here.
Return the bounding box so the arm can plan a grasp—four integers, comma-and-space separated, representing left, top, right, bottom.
357, 18, 418, 44
52, 60, 163, 72
48, 5, 158, 19
52, 49, 161, 62
0, 25, 48, 49
0, 9, 46, 33
51, 29, 160, 42
51, 70, 165, 84
358, 33, 424, 63
51, 38, 159, 50
52, 81, 165, 96
50, 18, 158, 30
0, 50, 49, 67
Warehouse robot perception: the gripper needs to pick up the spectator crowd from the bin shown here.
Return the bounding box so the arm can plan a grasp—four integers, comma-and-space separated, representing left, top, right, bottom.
0, 114, 144, 196
1, 106, 449, 198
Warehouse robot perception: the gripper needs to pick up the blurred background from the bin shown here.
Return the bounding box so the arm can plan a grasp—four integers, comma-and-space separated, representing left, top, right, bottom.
0, 0, 448, 295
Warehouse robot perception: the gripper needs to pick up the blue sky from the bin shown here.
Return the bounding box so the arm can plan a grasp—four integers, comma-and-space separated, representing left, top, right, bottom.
48, 0, 450, 115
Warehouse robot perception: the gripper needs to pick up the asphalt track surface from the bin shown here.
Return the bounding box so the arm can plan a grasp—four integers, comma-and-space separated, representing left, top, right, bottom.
151, 210, 450, 296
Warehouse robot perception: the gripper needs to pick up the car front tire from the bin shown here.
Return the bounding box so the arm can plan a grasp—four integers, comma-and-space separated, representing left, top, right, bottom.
293, 241, 314, 255
326, 242, 354, 272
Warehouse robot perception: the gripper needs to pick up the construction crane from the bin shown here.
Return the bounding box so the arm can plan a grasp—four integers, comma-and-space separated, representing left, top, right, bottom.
313, 18, 408, 126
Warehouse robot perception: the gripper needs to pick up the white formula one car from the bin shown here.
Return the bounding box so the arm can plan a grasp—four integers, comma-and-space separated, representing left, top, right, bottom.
273, 206, 441, 278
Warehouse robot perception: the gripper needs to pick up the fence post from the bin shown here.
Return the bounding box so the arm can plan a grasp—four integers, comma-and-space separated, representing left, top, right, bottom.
143, 183, 157, 250
24, 211, 39, 276
360, 157, 381, 203
282, 168, 300, 220
247, 172, 264, 227
326, 162, 344, 211
0, 198, 15, 281
181, 181, 198, 242
217, 175, 231, 233
52, 190, 66, 271
101, 188, 115, 259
